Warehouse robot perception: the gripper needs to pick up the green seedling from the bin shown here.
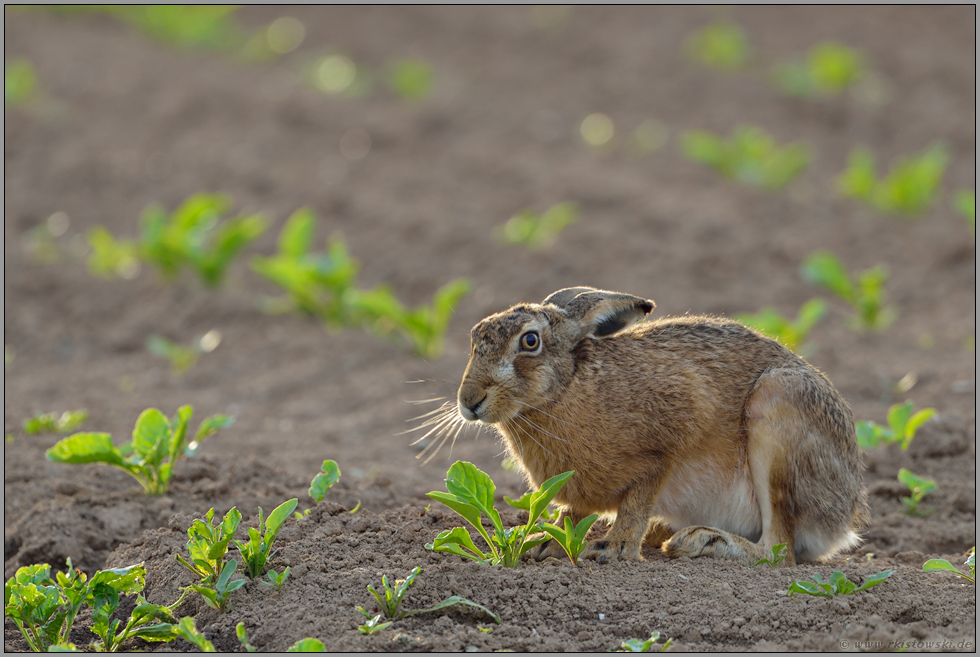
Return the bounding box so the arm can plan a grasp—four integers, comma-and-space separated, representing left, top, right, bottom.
147, 330, 221, 376
837, 144, 949, 217
855, 401, 936, 450
752, 543, 789, 568
49, 5, 245, 53
4, 560, 153, 653
923, 547, 975, 584
540, 514, 600, 565
298, 460, 344, 518
234, 498, 298, 579
23, 410, 88, 435
800, 250, 897, 331
496, 202, 579, 250
89, 592, 178, 653
88, 193, 268, 287
289, 637, 328, 651
618, 630, 673, 653
175, 506, 242, 585
173, 616, 215, 652
787, 569, 893, 598
236, 622, 256, 652
5, 58, 37, 106
897, 468, 936, 517
251, 209, 359, 320
386, 58, 434, 100
86, 226, 141, 279
359, 567, 501, 625
681, 126, 810, 190
47, 406, 232, 496
344, 277, 471, 359
253, 208, 469, 358
685, 23, 750, 72
262, 567, 290, 593
188, 559, 246, 613
504, 491, 560, 521
358, 615, 393, 635
736, 298, 827, 356
772, 42, 865, 96
4, 562, 80, 652
954, 189, 975, 237
426, 461, 573, 567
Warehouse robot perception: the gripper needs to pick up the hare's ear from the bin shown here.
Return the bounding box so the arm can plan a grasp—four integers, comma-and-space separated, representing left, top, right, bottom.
543, 287, 655, 342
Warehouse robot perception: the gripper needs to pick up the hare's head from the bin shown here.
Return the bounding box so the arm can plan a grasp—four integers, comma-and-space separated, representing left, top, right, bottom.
457, 287, 655, 425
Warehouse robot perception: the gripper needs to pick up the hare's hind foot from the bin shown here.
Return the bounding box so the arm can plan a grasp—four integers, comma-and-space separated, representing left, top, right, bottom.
661, 526, 797, 567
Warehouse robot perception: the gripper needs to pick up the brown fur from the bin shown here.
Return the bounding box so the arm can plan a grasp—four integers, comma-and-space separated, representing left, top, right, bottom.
456, 287, 868, 566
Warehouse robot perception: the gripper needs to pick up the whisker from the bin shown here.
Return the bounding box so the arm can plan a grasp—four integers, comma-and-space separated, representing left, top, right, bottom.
404, 402, 458, 426
408, 412, 459, 445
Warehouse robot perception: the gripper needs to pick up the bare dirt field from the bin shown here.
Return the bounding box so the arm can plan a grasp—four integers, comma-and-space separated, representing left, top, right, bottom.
4, 6, 976, 652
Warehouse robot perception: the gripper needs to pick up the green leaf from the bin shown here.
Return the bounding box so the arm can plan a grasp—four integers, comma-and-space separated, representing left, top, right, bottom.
309, 460, 341, 503
5, 58, 37, 106
386, 58, 434, 100
898, 468, 936, 497
174, 617, 215, 652
89, 563, 147, 597
886, 401, 914, 438
528, 471, 574, 525
787, 580, 832, 598
426, 526, 491, 563
902, 408, 936, 449
220, 507, 243, 541
193, 414, 234, 443
829, 571, 854, 595
686, 23, 750, 72
133, 622, 178, 641
855, 421, 882, 449
854, 569, 894, 592
46, 433, 126, 466
426, 492, 495, 555
131, 408, 171, 463
801, 251, 855, 302
265, 498, 298, 535
279, 208, 317, 258
838, 148, 877, 200
167, 406, 194, 462
412, 595, 502, 624
444, 461, 503, 533
288, 637, 327, 651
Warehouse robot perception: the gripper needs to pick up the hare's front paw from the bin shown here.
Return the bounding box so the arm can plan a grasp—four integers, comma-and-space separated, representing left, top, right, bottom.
580, 539, 643, 563
528, 538, 567, 562
662, 526, 736, 560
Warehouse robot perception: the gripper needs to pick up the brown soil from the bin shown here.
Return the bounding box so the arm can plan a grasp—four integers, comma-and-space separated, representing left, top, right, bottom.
4, 6, 976, 653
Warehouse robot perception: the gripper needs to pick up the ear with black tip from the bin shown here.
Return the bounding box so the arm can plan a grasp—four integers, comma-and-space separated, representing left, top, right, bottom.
543, 287, 655, 343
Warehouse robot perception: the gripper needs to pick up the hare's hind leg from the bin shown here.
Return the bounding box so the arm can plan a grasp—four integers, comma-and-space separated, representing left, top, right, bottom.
664, 368, 862, 566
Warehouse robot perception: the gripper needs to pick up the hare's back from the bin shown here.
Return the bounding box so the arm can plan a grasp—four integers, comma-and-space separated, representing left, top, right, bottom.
635, 315, 798, 371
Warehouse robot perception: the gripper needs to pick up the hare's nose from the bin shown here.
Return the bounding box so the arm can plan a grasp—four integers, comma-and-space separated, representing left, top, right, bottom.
458, 386, 487, 422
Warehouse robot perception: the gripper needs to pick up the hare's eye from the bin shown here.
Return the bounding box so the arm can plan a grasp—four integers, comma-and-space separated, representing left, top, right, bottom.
520, 331, 540, 351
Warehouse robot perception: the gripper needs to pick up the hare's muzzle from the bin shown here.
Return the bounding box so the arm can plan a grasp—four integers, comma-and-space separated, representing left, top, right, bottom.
457, 383, 487, 422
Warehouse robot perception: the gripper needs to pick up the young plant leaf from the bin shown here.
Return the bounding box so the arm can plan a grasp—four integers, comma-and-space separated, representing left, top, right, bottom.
289, 637, 328, 651
309, 460, 341, 503
174, 617, 215, 652
45, 433, 126, 466
426, 526, 492, 564
444, 461, 503, 533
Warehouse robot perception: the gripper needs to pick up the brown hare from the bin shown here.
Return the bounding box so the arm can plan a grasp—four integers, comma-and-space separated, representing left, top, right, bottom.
453, 286, 868, 566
